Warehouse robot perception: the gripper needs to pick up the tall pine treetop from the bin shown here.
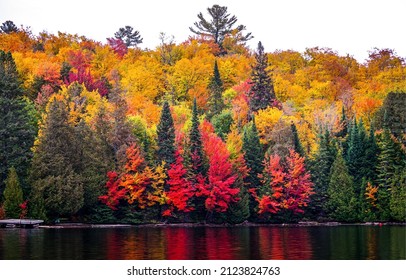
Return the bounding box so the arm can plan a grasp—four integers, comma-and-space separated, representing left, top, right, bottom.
249, 41, 277, 113
207, 60, 225, 118
189, 98, 204, 175
0, 50, 24, 99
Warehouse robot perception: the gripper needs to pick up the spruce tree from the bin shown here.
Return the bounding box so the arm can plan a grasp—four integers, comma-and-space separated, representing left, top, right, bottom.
189, 98, 204, 175
248, 41, 277, 113
3, 167, 24, 218
207, 60, 225, 118
326, 151, 358, 222
242, 117, 263, 218
157, 101, 176, 170
389, 170, 406, 222
309, 129, 337, 218
0, 50, 36, 195
363, 123, 378, 182
291, 122, 305, 157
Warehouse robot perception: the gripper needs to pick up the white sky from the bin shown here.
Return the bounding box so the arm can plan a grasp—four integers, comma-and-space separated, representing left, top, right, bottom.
0, 0, 405, 62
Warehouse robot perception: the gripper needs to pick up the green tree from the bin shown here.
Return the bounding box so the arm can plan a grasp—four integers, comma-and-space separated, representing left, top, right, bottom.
3, 167, 24, 218
326, 151, 358, 222
0, 50, 37, 195
0, 20, 18, 34
207, 60, 225, 118
390, 170, 406, 222
291, 122, 305, 157
212, 110, 234, 140
242, 117, 263, 218
114, 26, 143, 47
189, 4, 253, 51
363, 123, 379, 182
157, 101, 176, 170
309, 129, 337, 218
189, 98, 204, 176
248, 41, 277, 112
30, 99, 84, 218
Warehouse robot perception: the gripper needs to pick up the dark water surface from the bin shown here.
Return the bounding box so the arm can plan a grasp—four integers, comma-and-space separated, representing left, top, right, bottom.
0, 225, 404, 260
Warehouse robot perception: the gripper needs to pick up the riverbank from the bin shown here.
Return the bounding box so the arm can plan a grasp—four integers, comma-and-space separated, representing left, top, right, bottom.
36, 221, 406, 229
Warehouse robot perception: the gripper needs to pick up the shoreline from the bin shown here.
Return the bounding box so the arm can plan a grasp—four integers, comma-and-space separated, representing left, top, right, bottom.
35, 221, 406, 229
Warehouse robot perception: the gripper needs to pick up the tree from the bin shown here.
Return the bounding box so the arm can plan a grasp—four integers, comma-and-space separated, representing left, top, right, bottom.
189, 4, 252, 51
157, 101, 176, 170
309, 129, 337, 218
389, 170, 406, 222
165, 152, 195, 217
99, 171, 126, 210
207, 60, 225, 118
248, 41, 277, 113
291, 122, 305, 157
211, 110, 233, 139
3, 167, 24, 218
1, 20, 18, 34
326, 151, 358, 222
189, 98, 204, 176
114, 26, 143, 47
0, 50, 37, 195
30, 99, 84, 218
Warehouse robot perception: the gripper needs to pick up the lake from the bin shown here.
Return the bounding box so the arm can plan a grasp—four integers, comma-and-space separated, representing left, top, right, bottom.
0, 225, 404, 260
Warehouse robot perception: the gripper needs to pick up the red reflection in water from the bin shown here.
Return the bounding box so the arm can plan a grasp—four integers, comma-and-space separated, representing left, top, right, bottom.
258, 227, 313, 259
165, 228, 191, 260
105, 230, 123, 259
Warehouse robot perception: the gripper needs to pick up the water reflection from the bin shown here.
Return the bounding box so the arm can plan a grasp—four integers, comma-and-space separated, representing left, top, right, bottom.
0, 225, 404, 260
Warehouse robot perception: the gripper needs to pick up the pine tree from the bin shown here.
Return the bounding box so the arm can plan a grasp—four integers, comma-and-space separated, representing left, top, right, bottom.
309, 129, 337, 218
248, 41, 277, 113
3, 167, 24, 218
0, 50, 36, 195
335, 106, 348, 138
189, 98, 204, 176
363, 123, 378, 182
291, 122, 305, 157
207, 60, 225, 118
157, 101, 176, 170
326, 150, 358, 222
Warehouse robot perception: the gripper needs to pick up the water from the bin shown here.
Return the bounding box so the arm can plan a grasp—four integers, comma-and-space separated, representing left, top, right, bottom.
0, 225, 404, 260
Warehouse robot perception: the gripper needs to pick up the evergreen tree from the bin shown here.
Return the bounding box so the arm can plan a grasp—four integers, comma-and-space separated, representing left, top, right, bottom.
0, 50, 36, 195
242, 117, 263, 218
114, 26, 143, 47
326, 150, 358, 222
207, 60, 225, 118
309, 129, 337, 218
363, 123, 379, 182
0, 20, 19, 34
30, 99, 84, 218
157, 101, 176, 170
211, 110, 234, 140
227, 188, 250, 224
189, 4, 253, 51
3, 167, 24, 218
248, 41, 277, 113
189, 98, 204, 176
291, 122, 305, 157
389, 170, 406, 222
335, 106, 348, 138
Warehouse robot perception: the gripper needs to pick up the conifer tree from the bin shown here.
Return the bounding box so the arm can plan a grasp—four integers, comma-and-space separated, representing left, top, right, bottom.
389, 170, 406, 222
207, 60, 225, 118
3, 167, 24, 218
248, 41, 277, 113
157, 101, 176, 170
291, 122, 305, 157
363, 123, 378, 182
309, 129, 337, 218
189, 98, 204, 176
326, 151, 358, 222
0, 50, 36, 195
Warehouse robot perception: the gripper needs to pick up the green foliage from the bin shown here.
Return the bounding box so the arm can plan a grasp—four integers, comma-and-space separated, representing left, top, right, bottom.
189, 98, 204, 176
309, 129, 337, 218
212, 110, 234, 140
0, 50, 24, 99
326, 151, 358, 222
3, 167, 23, 218
227, 187, 250, 224
157, 101, 176, 169
249, 41, 277, 112
242, 118, 263, 189
207, 60, 225, 118
291, 122, 305, 157
389, 170, 406, 222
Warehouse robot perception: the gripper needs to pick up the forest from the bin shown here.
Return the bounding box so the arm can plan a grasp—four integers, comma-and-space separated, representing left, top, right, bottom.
0, 5, 405, 224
